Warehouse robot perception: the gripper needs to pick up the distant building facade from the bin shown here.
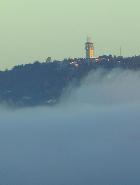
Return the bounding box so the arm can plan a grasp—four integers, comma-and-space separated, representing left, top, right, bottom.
85, 37, 94, 59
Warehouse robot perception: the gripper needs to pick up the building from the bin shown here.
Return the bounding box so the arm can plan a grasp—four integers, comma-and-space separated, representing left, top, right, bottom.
85, 37, 94, 59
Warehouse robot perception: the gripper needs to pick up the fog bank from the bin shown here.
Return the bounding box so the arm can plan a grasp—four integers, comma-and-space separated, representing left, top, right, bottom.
0, 69, 140, 185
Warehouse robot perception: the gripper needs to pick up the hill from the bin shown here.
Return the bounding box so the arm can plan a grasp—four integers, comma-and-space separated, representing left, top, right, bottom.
0, 55, 140, 107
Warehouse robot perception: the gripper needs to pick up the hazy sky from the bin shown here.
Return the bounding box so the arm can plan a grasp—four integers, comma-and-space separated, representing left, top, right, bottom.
0, 0, 140, 69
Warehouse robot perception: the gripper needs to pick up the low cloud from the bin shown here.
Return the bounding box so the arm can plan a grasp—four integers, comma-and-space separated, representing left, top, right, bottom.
0, 69, 140, 185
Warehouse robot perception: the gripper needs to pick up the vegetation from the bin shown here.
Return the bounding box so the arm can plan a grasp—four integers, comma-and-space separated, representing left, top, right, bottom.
0, 55, 140, 107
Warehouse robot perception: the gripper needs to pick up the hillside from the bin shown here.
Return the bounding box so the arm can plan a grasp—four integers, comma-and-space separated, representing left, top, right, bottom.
0, 55, 140, 107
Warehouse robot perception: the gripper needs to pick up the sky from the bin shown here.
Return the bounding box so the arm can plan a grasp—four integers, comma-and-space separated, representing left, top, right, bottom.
0, 0, 140, 69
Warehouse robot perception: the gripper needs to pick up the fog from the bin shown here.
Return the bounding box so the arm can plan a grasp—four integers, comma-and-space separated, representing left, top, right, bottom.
0, 69, 140, 185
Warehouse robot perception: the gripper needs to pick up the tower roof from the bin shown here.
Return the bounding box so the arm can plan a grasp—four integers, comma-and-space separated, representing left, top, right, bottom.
87, 36, 92, 43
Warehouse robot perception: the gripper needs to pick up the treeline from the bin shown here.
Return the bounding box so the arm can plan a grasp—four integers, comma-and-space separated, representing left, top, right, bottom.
0, 55, 140, 107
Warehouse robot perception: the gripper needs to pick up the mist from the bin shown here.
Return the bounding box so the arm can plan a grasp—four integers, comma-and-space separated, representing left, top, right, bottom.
0, 69, 140, 185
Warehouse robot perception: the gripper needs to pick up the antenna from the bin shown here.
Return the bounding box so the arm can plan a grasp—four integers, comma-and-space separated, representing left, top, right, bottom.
120, 46, 122, 56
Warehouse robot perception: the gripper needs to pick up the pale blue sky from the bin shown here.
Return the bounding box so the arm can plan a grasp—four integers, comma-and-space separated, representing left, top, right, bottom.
0, 0, 140, 69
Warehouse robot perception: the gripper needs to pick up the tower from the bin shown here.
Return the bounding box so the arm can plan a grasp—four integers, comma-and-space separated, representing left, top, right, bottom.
85, 37, 94, 59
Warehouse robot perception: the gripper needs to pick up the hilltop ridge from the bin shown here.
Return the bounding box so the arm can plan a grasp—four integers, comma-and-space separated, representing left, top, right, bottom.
0, 55, 140, 107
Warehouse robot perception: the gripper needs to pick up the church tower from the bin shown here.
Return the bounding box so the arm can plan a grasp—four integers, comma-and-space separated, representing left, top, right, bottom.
85, 37, 94, 59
